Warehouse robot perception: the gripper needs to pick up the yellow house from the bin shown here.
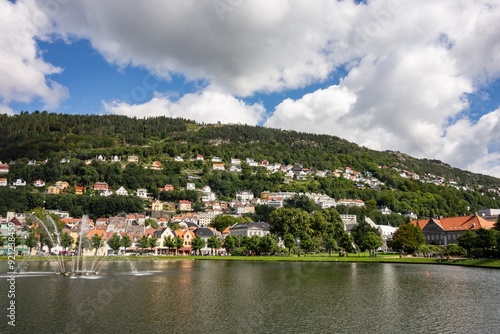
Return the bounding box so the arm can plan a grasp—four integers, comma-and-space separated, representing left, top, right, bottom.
151, 200, 164, 211
55, 181, 70, 190
46, 186, 61, 194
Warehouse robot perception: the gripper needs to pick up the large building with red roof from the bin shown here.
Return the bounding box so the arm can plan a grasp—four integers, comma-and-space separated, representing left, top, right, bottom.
412, 214, 495, 246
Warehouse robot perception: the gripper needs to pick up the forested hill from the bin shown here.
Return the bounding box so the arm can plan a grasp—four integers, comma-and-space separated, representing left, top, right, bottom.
0, 111, 499, 189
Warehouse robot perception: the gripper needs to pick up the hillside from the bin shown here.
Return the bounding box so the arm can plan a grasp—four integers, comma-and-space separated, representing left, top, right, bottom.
0, 111, 499, 220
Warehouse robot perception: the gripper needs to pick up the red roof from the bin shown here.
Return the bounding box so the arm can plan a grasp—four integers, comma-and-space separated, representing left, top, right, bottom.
412, 215, 495, 231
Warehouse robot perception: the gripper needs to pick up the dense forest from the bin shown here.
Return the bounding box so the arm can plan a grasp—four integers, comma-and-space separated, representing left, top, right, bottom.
0, 111, 499, 220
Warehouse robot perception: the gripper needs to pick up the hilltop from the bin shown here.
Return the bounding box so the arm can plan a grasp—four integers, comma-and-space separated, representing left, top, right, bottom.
0, 111, 499, 220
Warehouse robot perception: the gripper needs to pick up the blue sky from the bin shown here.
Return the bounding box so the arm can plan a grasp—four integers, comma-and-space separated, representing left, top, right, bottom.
1, 0, 500, 178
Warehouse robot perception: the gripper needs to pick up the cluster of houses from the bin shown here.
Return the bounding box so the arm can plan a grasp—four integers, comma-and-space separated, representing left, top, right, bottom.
2, 153, 498, 195
1, 206, 499, 256
0, 211, 271, 256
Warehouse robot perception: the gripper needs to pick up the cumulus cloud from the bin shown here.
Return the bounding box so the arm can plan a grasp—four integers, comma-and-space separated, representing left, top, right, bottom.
0, 0, 68, 112
3, 0, 500, 176
42, 0, 356, 96
103, 89, 265, 125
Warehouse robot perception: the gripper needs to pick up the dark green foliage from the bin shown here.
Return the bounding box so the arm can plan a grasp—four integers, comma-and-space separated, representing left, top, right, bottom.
391, 223, 425, 253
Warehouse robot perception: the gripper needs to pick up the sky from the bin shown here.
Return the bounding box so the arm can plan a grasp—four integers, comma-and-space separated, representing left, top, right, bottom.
1, 0, 500, 178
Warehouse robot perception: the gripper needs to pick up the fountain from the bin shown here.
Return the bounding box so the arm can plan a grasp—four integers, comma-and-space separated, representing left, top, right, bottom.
29, 214, 105, 276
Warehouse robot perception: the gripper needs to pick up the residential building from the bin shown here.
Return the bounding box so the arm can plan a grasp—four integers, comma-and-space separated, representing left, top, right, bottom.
212, 163, 225, 171
93, 182, 110, 191
12, 179, 26, 187
186, 182, 195, 190
136, 189, 148, 198
151, 161, 162, 170
127, 155, 139, 163
99, 190, 113, 197
196, 154, 204, 161
162, 184, 174, 192
211, 156, 222, 162
74, 185, 86, 195
33, 179, 45, 187
236, 190, 254, 202
151, 200, 164, 211
55, 181, 69, 190
0, 164, 9, 173
178, 200, 192, 211
174, 156, 184, 162
116, 186, 128, 196
155, 227, 175, 254
195, 227, 220, 255
337, 198, 365, 207
46, 186, 61, 194
0, 178, 7, 187
379, 206, 392, 215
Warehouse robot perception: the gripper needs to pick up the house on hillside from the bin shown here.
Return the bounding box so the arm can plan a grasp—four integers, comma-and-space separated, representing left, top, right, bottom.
74, 185, 86, 195
0, 178, 8, 187
136, 189, 148, 198
116, 186, 128, 196
412, 215, 495, 246
0, 164, 9, 173
12, 179, 26, 187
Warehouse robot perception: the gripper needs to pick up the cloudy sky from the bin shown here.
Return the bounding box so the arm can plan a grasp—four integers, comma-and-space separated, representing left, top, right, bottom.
2, 0, 500, 177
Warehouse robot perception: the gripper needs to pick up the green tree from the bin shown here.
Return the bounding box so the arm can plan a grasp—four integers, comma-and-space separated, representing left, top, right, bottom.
364, 231, 383, 255
207, 235, 222, 255
245, 235, 260, 255
107, 233, 122, 253
121, 234, 132, 253
458, 230, 477, 258
283, 233, 296, 256
259, 234, 277, 255
173, 236, 184, 255
269, 207, 311, 240
223, 235, 237, 254
495, 215, 500, 231
391, 223, 425, 253
137, 235, 149, 253
351, 221, 380, 252
24, 233, 39, 254
191, 236, 205, 255
163, 235, 175, 254
148, 235, 158, 251
323, 236, 337, 256
299, 235, 317, 256
285, 195, 320, 213
60, 232, 74, 253
474, 228, 496, 257
144, 218, 159, 229
210, 215, 237, 233
90, 234, 103, 255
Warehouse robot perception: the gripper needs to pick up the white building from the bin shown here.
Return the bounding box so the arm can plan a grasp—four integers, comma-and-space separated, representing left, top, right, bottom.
229, 222, 270, 237
236, 190, 254, 202
136, 188, 148, 198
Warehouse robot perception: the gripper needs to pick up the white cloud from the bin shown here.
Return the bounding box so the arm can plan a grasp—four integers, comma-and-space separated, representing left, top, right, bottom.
0, 0, 68, 111
3, 0, 500, 176
103, 89, 265, 125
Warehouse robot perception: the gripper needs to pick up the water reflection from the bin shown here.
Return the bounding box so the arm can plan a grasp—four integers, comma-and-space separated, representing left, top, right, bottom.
0, 261, 498, 334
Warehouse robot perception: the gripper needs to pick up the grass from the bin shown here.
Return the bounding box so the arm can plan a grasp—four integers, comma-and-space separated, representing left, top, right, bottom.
2, 254, 499, 268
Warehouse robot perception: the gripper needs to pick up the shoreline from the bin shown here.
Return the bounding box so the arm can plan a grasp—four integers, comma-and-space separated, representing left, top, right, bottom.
1, 255, 499, 268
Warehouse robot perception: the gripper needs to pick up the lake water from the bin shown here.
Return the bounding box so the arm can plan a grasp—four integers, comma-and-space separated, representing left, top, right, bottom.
1, 260, 499, 334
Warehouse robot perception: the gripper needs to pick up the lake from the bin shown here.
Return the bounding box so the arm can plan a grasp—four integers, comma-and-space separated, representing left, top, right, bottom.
1, 260, 499, 333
